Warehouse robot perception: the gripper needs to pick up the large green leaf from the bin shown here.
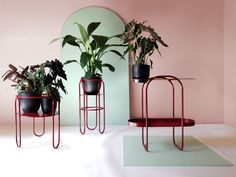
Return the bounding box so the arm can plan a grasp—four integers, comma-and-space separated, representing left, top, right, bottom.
96, 44, 127, 59
109, 50, 126, 60
74, 22, 89, 42
92, 35, 108, 47
90, 40, 97, 50
63, 60, 78, 65
87, 22, 101, 36
80, 52, 92, 68
102, 63, 115, 72
62, 35, 80, 48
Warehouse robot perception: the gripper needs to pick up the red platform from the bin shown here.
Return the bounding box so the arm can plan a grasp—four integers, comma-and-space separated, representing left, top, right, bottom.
129, 118, 195, 127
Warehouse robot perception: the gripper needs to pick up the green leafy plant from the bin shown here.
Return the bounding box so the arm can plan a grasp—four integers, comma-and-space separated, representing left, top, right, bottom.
120, 19, 168, 67
51, 21, 126, 78
41, 59, 67, 102
2, 59, 67, 102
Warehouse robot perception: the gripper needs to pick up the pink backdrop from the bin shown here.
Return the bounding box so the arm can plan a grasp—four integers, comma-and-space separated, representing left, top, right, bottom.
224, 0, 236, 127
0, 0, 234, 126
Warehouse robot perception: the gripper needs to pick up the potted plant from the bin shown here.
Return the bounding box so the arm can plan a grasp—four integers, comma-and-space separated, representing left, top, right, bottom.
51, 21, 126, 95
120, 19, 168, 83
40, 59, 67, 114
2, 64, 43, 113
2, 59, 67, 114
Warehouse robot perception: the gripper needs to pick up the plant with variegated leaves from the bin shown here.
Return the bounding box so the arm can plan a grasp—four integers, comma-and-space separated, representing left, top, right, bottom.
120, 19, 168, 68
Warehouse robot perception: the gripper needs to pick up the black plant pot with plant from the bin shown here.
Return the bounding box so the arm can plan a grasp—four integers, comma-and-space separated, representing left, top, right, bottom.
51, 21, 126, 92
120, 19, 168, 84
81, 77, 101, 95
18, 92, 41, 113
2, 60, 67, 115
2, 64, 43, 114
41, 97, 57, 114
132, 64, 150, 83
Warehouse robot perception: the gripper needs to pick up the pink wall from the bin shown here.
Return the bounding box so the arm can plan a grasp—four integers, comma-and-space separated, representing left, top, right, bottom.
0, 0, 224, 124
224, 0, 236, 127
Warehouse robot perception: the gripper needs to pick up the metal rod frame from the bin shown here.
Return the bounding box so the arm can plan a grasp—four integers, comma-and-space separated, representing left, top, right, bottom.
141, 75, 184, 151
14, 96, 60, 149
79, 78, 105, 134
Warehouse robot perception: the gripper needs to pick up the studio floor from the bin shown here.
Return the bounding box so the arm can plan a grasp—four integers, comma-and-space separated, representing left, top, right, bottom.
0, 124, 236, 177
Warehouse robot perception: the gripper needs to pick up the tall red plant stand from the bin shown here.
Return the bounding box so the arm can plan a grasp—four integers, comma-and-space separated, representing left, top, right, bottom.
128, 75, 195, 151
79, 78, 105, 134
14, 96, 60, 149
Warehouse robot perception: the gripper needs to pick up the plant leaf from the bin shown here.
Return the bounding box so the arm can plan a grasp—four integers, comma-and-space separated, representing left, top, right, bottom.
102, 63, 115, 72
2, 71, 14, 81
63, 60, 78, 65
49, 37, 62, 45
90, 40, 97, 50
50, 87, 61, 102
74, 22, 89, 42
62, 35, 80, 48
21, 66, 29, 75
9, 64, 17, 71
96, 44, 127, 59
80, 52, 92, 68
87, 22, 101, 36
92, 35, 108, 47
109, 50, 126, 60
57, 79, 67, 94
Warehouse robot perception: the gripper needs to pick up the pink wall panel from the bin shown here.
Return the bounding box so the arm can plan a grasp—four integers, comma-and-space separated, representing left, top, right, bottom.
0, 0, 224, 124
224, 0, 236, 127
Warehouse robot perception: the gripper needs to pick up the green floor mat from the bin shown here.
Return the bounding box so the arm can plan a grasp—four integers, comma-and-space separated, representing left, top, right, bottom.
123, 136, 233, 166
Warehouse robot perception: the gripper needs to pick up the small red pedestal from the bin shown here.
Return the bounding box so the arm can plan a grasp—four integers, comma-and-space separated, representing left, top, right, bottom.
79, 78, 105, 134
128, 75, 195, 151
14, 96, 60, 149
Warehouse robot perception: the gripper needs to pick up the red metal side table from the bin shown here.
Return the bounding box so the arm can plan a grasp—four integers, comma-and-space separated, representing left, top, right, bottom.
14, 96, 60, 149
79, 78, 105, 134
128, 75, 195, 151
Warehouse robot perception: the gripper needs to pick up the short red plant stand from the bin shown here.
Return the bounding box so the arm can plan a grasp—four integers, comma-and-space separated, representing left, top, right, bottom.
128, 75, 195, 151
14, 95, 60, 149
79, 78, 105, 134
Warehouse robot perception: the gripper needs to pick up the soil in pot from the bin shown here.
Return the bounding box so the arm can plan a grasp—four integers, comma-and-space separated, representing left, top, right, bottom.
18, 92, 41, 113
41, 97, 57, 114
81, 77, 102, 95
132, 64, 150, 83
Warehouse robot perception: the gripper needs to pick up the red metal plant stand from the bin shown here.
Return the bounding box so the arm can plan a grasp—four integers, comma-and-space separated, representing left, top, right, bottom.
79, 78, 105, 134
128, 75, 195, 151
14, 96, 60, 149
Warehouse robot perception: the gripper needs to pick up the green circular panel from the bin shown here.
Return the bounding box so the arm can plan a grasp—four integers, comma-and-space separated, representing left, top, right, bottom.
60, 7, 129, 125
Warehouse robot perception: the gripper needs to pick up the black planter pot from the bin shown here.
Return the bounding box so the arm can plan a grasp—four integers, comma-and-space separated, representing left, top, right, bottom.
81, 77, 102, 95
41, 97, 57, 114
18, 92, 41, 113
132, 64, 150, 83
